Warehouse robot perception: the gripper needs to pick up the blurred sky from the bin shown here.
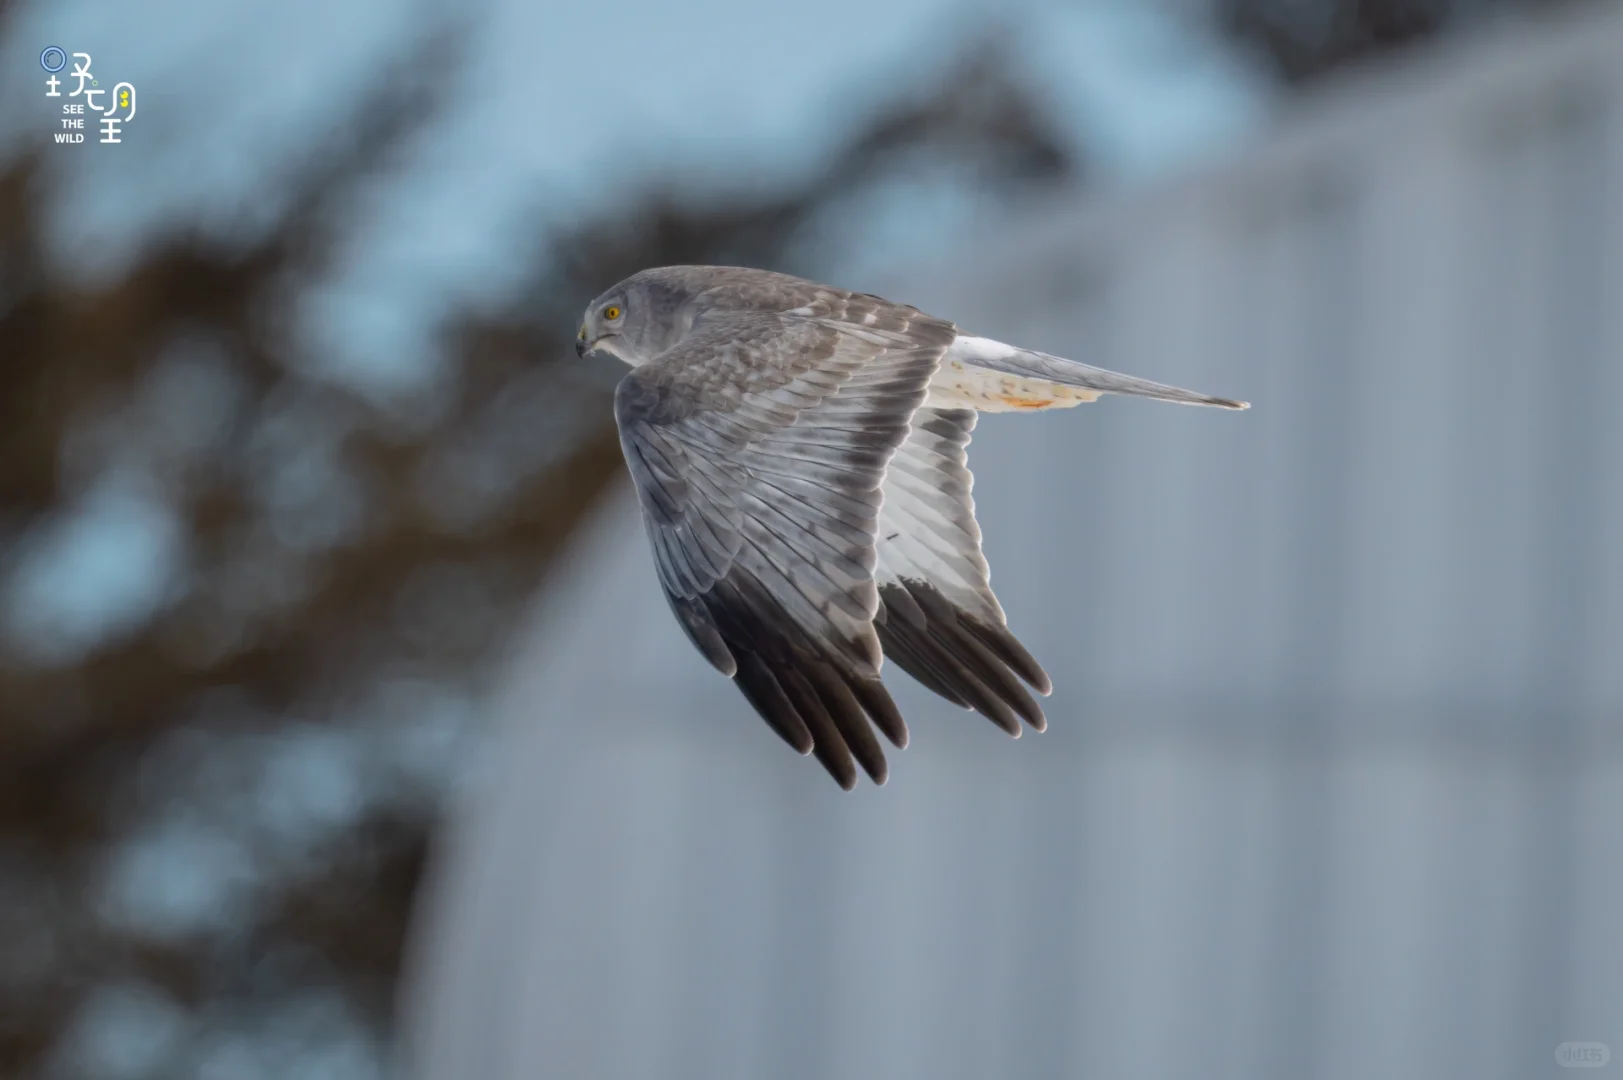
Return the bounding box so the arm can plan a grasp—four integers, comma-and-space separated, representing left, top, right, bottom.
2, 0, 1269, 398
1, 0, 1270, 668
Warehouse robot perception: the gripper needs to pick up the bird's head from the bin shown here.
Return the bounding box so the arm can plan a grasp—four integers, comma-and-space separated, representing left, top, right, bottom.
575, 272, 697, 367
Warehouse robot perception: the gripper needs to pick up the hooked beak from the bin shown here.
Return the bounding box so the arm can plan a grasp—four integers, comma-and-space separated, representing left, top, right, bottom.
575, 335, 587, 358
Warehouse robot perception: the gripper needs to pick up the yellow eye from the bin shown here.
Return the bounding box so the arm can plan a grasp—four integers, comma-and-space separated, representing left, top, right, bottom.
602, 305, 621, 321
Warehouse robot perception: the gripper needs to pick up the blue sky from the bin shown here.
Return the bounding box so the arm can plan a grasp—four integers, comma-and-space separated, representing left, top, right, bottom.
4, 0, 1268, 394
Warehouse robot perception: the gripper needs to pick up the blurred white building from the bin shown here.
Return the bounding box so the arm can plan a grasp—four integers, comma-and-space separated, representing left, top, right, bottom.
401, 6, 1623, 1079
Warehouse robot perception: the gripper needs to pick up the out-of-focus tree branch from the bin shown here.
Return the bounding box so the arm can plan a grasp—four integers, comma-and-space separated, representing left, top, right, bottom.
1215, 0, 1590, 83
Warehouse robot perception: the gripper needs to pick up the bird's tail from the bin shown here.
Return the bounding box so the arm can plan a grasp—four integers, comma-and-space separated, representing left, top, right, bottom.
947, 334, 1249, 410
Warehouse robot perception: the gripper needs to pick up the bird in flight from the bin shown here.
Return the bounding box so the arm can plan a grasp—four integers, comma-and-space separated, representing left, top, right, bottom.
576, 266, 1247, 789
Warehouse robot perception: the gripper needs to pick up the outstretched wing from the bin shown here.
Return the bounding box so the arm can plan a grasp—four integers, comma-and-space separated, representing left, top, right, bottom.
614, 310, 950, 788
873, 406, 1053, 736
774, 289, 1058, 735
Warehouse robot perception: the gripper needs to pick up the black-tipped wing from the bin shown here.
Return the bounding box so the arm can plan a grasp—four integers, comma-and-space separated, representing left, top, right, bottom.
615, 310, 950, 788
872, 406, 1053, 736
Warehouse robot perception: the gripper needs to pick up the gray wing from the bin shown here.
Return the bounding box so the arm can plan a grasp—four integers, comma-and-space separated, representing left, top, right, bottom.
770, 288, 1059, 733
873, 407, 1053, 737
615, 310, 948, 788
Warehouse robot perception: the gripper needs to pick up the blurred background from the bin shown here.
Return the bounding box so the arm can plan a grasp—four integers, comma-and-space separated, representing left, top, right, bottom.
1, 0, 1619, 1078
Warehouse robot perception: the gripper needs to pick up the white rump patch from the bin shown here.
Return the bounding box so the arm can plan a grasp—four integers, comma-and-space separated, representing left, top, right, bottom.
946, 335, 1022, 365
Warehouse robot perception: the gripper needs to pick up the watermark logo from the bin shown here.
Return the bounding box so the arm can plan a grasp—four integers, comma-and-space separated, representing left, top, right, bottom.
1556, 1043, 1611, 1069
40, 47, 136, 145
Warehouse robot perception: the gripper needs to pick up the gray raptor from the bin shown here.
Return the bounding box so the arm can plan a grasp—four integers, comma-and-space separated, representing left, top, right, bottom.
576, 265, 1247, 789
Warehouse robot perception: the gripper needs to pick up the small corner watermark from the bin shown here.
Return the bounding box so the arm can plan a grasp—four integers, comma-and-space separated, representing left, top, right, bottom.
40, 47, 136, 146
1556, 1043, 1611, 1069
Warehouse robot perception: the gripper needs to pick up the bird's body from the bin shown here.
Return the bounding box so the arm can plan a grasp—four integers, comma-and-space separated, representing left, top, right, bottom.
576, 265, 1246, 789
